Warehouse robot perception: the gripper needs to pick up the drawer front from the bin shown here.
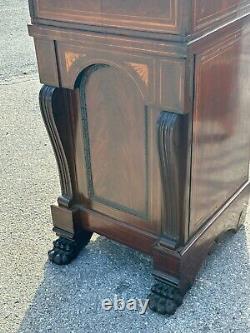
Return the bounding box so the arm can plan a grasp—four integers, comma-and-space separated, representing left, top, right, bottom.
192, 0, 250, 33
32, 0, 181, 34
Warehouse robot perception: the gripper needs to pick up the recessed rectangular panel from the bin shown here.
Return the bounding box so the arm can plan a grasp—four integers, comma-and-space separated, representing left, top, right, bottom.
159, 59, 185, 112
190, 31, 250, 235
34, 0, 179, 33
34, 38, 59, 86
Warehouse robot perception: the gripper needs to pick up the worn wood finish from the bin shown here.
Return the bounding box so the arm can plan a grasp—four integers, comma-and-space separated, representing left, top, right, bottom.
29, 1, 250, 315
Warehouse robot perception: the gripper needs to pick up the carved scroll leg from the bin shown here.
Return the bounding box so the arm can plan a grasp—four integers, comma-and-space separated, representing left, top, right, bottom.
157, 111, 186, 244
149, 111, 188, 315
39, 85, 92, 265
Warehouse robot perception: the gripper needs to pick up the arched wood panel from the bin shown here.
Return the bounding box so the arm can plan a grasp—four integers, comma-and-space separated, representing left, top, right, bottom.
79, 65, 149, 221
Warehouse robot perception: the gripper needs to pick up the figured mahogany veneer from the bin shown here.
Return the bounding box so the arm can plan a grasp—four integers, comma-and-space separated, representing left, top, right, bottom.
29, 0, 250, 315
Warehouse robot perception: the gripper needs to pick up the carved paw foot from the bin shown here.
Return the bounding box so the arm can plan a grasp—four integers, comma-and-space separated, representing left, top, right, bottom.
48, 232, 92, 265
148, 282, 184, 315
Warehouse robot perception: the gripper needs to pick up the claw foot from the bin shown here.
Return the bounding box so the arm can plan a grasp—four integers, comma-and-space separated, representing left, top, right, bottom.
48, 231, 92, 265
148, 282, 184, 315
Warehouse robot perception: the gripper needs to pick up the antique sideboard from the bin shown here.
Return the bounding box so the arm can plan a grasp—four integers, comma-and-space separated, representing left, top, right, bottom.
28, 1, 250, 315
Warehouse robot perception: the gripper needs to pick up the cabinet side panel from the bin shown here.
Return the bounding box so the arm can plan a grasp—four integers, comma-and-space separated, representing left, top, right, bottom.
190, 27, 250, 235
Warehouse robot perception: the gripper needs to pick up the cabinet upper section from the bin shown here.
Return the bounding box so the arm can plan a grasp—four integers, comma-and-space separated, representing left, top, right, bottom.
29, 0, 250, 39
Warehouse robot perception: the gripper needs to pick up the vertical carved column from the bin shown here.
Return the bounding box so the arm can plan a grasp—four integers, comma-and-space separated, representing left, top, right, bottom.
157, 111, 184, 244
39, 85, 73, 208
39, 85, 92, 264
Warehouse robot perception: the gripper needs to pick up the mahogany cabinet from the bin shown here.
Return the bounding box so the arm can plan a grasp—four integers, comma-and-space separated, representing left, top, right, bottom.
28, 0, 250, 315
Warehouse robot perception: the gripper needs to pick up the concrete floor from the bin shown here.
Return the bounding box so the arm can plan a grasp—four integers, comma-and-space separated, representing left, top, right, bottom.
0, 1, 249, 332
